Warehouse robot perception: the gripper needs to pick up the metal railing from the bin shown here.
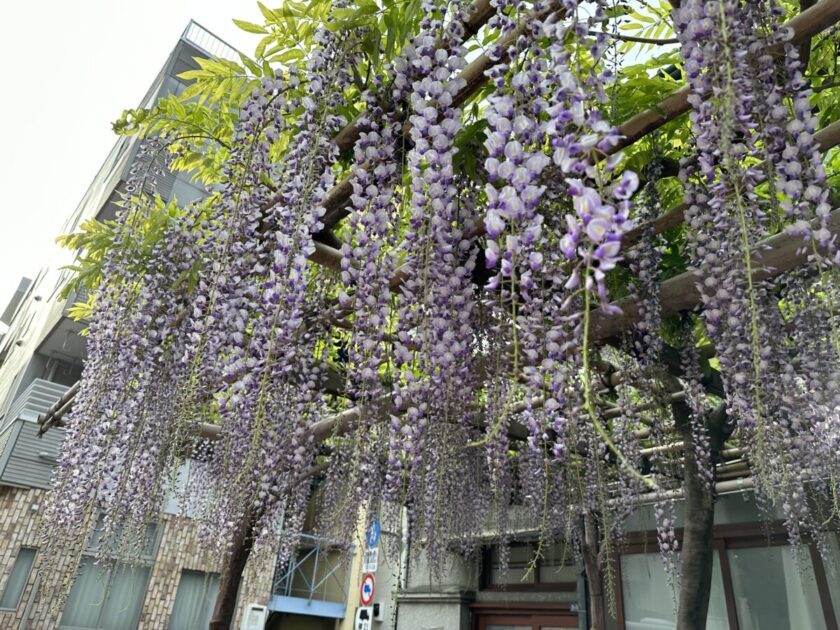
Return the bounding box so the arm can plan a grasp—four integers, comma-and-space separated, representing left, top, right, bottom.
181, 21, 240, 62
271, 534, 352, 605
2, 379, 69, 432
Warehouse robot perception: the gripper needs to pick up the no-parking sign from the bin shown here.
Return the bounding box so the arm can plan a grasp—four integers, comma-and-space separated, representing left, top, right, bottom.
360, 572, 375, 606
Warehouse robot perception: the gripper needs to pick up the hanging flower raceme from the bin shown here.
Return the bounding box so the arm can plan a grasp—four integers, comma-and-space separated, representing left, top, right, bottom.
480, 1, 639, 544
675, 0, 839, 549
42, 14, 367, 595
383, 0, 489, 564
41, 0, 840, 613
201, 27, 365, 557
42, 146, 205, 599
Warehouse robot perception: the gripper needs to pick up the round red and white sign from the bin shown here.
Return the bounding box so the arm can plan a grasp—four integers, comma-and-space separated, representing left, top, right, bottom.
360, 572, 375, 606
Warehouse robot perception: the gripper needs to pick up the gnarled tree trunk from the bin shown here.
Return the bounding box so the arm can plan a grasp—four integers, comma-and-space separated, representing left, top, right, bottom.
672, 402, 728, 630
208, 515, 256, 630
582, 513, 606, 630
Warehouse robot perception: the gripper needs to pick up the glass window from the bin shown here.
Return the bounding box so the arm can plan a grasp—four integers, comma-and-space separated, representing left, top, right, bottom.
59, 558, 151, 629
0, 547, 36, 609
486, 541, 578, 588
727, 546, 827, 630
620, 552, 729, 630
489, 544, 536, 585
539, 544, 577, 584
86, 519, 158, 560
168, 570, 219, 630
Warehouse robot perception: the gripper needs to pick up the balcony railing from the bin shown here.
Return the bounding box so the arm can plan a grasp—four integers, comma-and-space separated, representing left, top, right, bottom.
181, 21, 240, 62
269, 534, 352, 619
2, 378, 69, 432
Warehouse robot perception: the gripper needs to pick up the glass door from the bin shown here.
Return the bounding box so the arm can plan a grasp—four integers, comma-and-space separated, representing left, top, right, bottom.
477, 614, 578, 629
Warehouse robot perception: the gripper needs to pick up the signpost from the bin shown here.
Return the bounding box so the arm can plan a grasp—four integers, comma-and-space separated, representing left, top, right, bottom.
362, 546, 379, 573
366, 516, 381, 548
360, 572, 375, 606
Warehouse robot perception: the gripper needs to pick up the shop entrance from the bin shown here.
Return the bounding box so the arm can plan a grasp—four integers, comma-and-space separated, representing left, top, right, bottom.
472, 603, 579, 630
474, 612, 578, 629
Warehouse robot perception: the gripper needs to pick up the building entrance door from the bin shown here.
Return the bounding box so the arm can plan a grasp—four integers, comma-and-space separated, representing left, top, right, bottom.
475, 613, 578, 629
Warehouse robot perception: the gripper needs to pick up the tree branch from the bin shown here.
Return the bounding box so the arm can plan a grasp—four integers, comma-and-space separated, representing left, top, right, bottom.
589, 30, 679, 45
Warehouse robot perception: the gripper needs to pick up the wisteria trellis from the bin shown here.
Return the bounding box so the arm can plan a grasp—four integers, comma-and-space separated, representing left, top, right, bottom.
43, 0, 839, 623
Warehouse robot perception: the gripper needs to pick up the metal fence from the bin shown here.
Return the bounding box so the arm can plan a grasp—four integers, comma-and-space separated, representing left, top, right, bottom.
271, 534, 353, 607
181, 21, 240, 62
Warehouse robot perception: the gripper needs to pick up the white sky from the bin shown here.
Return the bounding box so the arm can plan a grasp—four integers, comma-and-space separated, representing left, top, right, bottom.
0, 1, 264, 326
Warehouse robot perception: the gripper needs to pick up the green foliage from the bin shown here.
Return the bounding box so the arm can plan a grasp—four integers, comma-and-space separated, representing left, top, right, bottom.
615, 0, 676, 55
57, 218, 116, 301
57, 195, 189, 308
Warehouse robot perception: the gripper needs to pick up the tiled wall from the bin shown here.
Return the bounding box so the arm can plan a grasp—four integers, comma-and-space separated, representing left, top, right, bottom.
0, 485, 273, 629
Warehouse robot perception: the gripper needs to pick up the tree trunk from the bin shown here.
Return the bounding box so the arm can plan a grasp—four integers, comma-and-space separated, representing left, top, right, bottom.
582, 513, 606, 630
209, 516, 256, 630
672, 403, 728, 630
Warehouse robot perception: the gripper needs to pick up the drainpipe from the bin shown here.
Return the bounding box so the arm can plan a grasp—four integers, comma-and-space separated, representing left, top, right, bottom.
392, 506, 409, 630
399, 506, 409, 590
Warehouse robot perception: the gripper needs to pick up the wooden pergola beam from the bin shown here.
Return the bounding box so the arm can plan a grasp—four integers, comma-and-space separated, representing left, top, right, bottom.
622, 118, 840, 249
47, 206, 838, 447
331, 0, 496, 153
319, 1, 565, 231
45, 4, 840, 443
591, 209, 840, 339
611, 0, 840, 155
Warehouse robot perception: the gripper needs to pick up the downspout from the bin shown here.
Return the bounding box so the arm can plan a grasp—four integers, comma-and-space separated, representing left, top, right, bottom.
392, 506, 410, 630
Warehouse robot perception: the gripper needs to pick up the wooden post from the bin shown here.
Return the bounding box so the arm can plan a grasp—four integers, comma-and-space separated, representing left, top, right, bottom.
208, 515, 256, 630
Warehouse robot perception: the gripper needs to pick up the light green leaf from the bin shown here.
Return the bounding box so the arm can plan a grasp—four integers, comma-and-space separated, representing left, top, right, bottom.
233, 19, 269, 34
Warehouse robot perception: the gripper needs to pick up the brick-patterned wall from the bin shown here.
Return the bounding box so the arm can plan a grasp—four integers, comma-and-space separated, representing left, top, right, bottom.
0, 486, 48, 629
0, 485, 273, 629
137, 514, 221, 629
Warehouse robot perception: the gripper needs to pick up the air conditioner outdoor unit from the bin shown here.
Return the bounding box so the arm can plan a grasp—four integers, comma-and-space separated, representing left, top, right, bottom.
241, 603, 268, 630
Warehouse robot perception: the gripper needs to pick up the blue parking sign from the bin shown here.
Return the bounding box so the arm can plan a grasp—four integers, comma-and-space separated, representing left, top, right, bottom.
366, 517, 381, 548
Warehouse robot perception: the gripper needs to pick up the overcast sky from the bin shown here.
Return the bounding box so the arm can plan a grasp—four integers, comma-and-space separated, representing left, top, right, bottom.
0, 1, 264, 327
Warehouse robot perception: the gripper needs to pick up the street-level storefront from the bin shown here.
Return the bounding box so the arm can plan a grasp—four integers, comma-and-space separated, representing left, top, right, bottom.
396, 492, 840, 630
471, 542, 580, 630
615, 523, 840, 630
472, 603, 578, 629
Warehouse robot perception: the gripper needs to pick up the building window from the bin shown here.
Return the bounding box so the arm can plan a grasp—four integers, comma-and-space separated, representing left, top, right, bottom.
619, 551, 729, 630
168, 570, 219, 630
826, 533, 840, 623
59, 559, 151, 629
0, 547, 36, 609
616, 527, 840, 630
483, 542, 577, 592
59, 521, 159, 630
727, 545, 826, 630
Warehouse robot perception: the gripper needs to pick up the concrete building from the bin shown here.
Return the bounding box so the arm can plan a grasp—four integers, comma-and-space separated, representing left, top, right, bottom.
391, 490, 840, 630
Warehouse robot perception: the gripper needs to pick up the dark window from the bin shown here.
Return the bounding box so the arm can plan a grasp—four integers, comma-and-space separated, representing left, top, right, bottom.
483, 542, 577, 592
168, 570, 220, 630
0, 547, 36, 609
